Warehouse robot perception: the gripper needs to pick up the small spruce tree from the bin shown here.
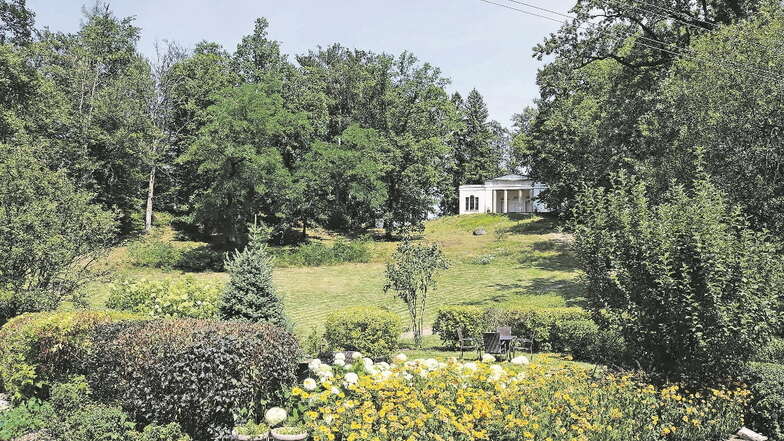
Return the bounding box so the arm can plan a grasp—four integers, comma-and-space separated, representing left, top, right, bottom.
219, 224, 286, 325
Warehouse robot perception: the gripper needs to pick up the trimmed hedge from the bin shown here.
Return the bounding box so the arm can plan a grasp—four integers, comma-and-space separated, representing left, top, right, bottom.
0, 310, 140, 400
84, 319, 300, 441
433, 306, 590, 351
743, 362, 784, 440
324, 307, 402, 359
432, 306, 485, 347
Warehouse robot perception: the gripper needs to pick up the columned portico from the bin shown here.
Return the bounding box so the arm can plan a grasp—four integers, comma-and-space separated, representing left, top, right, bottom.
459, 174, 550, 215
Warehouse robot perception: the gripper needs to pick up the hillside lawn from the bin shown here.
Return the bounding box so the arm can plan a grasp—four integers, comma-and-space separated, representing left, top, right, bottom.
83, 213, 583, 336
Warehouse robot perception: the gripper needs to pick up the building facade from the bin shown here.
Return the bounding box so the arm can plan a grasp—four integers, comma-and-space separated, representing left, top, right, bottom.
458, 175, 549, 215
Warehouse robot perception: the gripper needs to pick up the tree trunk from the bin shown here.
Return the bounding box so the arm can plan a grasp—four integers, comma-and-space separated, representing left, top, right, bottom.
144, 165, 156, 232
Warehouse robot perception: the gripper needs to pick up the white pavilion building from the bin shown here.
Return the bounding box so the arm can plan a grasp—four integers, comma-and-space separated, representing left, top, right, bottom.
458, 174, 550, 215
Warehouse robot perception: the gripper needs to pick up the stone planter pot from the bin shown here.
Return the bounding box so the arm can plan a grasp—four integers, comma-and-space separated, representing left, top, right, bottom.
232, 428, 268, 441
270, 428, 308, 441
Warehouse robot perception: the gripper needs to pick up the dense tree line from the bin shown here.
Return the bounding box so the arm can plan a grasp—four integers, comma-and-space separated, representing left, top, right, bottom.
1, 0, 521, 250
518, 0, 784, 232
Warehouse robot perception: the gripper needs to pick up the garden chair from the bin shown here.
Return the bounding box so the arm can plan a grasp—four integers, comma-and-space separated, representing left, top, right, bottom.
483, 332, 504, 357
509, 331, 534, 361
496, 326, 515, 361
457, 327, 480, 359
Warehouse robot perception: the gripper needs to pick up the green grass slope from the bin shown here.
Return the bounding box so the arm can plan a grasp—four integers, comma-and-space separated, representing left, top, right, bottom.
85, 214, 583, 334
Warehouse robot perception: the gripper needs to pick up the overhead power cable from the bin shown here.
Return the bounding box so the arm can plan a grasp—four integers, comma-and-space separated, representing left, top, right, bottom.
476, 0, 784, 82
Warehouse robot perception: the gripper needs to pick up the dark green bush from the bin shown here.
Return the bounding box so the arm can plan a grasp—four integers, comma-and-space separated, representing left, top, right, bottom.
552, 319, 599, 359
276, 239, 371, 267
174, 246, 225, 272
757, 337, 784, 364
432, 306, 485, 347
324, 307, 402, 359
131, 423, 191, 441
743, 362, 784, 440
85, 319, 300, 441
0, 311, 140, 400
127, 236, 182, 270
0, 398, 54, 440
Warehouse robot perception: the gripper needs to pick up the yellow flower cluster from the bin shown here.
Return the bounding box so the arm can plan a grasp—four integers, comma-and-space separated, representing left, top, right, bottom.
287, 355, 747, 441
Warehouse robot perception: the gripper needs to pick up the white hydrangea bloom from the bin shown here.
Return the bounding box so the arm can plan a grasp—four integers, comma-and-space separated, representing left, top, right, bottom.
344, 372, 359, 386
331, 386, 341, 395
511, 356, 530, 365
303, 378, 318, 391
463, 362, 478, 372
481, 353, 496, 363
308, 359, 322, 371
393, 353, 408, 363
423, 358, 439, 371
333, 358, 346, 367
264, 407, 287, 426
362, 357, 374, 371
352, 352, 363, 360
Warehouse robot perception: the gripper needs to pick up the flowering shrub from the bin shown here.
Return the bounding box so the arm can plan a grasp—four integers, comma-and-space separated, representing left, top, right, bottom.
280, 355, 747, 441
107, 277, 220, 319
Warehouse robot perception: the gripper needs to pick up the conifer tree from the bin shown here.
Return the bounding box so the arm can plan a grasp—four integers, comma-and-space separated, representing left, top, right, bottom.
219, 224, 286, 325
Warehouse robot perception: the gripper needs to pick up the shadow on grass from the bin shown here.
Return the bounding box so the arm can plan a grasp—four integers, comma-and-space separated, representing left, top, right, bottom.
491, 278, 586, 307
497, 214, 560, 236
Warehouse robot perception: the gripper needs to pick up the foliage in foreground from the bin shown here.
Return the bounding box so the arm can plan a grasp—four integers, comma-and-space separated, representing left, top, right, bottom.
572, 174, 783, 384
0, 145, 117, 325
324, 307, 403, 359
0, 310, 140, 400
0, 376, 191, 441
84, 318, 300, 440
107, 277, 220, 319
743, 363, 784, 440
283, 354, 747, 441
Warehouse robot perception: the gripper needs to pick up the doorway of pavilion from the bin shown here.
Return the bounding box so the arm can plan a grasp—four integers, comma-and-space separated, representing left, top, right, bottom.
493, 189, 532, 213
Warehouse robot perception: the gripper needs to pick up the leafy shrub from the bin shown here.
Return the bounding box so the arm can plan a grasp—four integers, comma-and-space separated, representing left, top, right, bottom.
432, 306, 485, 347
301, 326, 331, 359
757, 337, 784, 364
485, 306, 590, 351
0, 311, 140, 400
174, 246, 225, 272
220, 226, 286, 325
131, 423, 191, 441
743, 363, 784, 440
85, 319, 300, 441
552, 319, 599, 359
127, 236, 182, 270
0, 398, 54, 440
572, 174, 784, 384
324, 307, 402, 359
107, 278, 220, 319
276, 239, 371, 267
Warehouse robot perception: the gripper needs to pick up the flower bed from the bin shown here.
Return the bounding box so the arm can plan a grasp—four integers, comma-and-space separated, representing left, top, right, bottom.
277, 353, 747, 441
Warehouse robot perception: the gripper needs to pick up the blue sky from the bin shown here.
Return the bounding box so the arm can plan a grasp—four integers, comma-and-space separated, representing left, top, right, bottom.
28, 0, 574, 126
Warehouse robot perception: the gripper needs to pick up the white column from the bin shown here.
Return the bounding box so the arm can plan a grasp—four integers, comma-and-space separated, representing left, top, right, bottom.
491, 190, 495, 213
503, 189, 508, 213
518, 189, 522, 212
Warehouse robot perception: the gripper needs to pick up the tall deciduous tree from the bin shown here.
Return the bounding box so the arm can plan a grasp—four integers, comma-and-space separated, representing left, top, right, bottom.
183, 82, 309, 245
0, 144, 117, 324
